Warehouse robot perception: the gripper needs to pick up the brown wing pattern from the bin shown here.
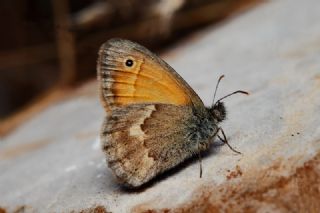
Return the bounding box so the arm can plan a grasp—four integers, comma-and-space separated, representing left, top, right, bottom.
101, 103, 194, 187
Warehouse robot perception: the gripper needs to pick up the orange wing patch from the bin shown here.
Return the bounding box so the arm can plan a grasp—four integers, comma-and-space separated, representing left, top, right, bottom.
97, 39, 192, 112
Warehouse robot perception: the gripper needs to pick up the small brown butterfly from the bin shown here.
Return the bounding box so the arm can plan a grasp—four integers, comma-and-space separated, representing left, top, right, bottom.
97, 38, 248, 188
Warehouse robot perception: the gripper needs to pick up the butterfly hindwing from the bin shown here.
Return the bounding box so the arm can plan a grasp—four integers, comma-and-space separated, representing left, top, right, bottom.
101, 103, 195, 187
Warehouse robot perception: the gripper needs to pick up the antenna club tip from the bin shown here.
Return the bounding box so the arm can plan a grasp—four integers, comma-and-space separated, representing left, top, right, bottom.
238, 90, 250, 95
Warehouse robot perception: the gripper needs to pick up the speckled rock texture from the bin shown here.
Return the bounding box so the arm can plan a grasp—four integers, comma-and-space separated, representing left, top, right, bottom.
1, 0, 320, 212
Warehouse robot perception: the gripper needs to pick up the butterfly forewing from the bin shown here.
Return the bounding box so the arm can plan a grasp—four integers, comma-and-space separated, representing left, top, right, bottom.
97, 38, 204, 112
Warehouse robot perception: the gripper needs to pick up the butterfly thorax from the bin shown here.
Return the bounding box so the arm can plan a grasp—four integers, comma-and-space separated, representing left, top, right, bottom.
185, 105, 224, 153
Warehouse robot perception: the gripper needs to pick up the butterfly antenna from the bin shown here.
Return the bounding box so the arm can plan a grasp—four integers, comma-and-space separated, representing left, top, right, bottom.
215, 90, 249, 105
212, 75, 225, 106
198, 142, 203, 178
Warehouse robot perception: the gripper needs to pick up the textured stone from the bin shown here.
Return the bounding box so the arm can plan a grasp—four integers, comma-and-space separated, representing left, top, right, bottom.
1, 0, 320, 212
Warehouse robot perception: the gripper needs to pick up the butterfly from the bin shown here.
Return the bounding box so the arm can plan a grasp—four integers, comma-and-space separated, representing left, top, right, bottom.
97, 38, 248, 188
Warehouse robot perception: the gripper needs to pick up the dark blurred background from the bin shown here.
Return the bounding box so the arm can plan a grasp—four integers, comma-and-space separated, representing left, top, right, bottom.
0, 0, 255, 124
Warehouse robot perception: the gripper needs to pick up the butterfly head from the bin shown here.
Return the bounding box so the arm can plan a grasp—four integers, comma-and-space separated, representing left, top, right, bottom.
210, 101, 226, 122
209, 75, 249, 123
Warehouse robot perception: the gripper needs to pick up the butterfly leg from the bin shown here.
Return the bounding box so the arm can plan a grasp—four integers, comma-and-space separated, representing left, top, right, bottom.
217, 128, 241, 154
197, 142, 203, 178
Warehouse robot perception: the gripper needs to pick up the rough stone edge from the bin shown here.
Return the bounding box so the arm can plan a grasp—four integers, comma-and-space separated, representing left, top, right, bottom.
133, 146, 320, 212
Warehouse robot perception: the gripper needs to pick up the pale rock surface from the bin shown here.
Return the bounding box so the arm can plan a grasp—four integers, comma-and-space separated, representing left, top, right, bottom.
1, 0, 320, 212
